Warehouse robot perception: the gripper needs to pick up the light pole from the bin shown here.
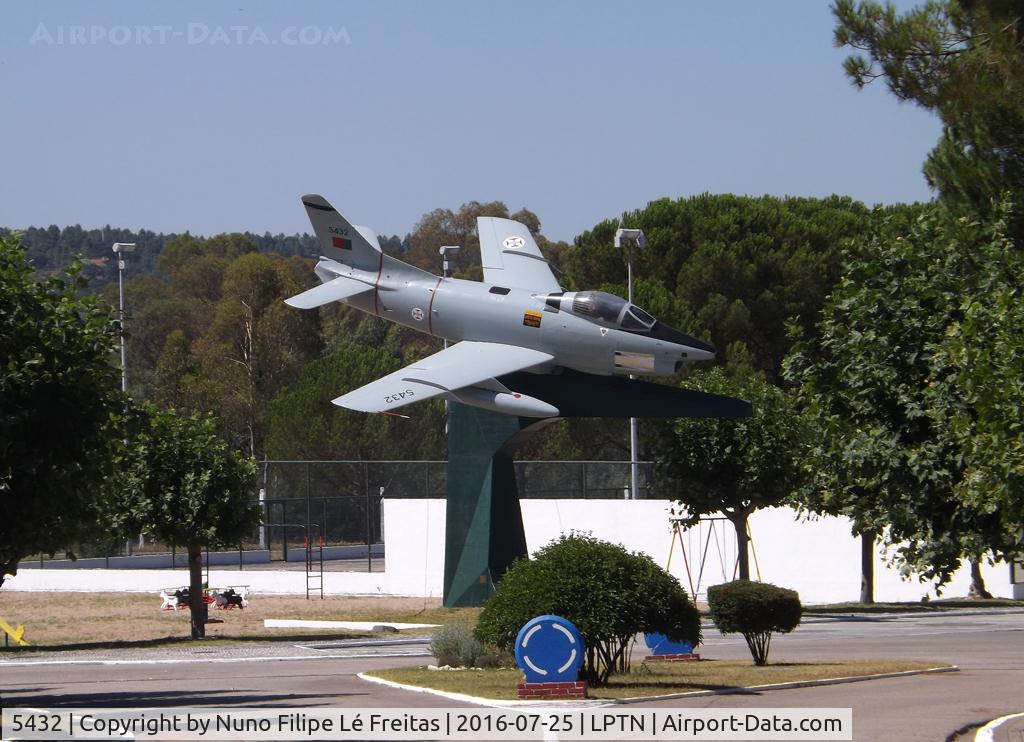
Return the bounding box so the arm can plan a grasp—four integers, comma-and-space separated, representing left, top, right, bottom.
614, 227, 647, 500
439, 246, 460, 433
438, 245, 460, 348
111, 243, 136, 394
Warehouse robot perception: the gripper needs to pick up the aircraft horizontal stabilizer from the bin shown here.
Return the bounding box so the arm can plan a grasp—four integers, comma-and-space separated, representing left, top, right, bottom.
284, 275, 372, 309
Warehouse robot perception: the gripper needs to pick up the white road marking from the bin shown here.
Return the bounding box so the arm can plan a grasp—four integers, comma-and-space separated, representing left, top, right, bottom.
975, 711, 1024, 742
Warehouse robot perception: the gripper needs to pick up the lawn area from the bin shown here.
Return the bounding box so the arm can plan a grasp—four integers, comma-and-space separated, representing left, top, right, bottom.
0, 591, 478, 650
369, 659, 944, 701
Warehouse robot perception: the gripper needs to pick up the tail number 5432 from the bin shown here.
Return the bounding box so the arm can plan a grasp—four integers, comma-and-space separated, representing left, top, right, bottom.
385, 390, 415, 404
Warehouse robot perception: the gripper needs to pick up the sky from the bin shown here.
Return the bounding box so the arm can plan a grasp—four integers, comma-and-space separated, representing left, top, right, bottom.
0, 1, 941, 242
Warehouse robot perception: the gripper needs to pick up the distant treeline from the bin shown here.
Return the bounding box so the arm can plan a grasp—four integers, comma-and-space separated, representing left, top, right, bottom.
0, 224, 407, 288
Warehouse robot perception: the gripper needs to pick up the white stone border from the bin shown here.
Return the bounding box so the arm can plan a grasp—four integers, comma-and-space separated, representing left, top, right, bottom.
358, 665, 959, 707
975, 711, 1024, 742
0, 651, 430, 668
357, 672, 609, 708
265, 619, 440, 630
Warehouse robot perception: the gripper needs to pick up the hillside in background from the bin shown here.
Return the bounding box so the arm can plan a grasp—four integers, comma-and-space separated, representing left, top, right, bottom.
0, 224, 406, 289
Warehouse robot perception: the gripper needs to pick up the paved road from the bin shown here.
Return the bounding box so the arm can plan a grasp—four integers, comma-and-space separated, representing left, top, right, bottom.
1, 611, 1021, 741
668, 610, 1024, 741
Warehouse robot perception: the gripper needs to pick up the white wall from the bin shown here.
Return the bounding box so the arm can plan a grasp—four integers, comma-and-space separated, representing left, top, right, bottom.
6, 498, 1019, 601
384, 499, 1018, 603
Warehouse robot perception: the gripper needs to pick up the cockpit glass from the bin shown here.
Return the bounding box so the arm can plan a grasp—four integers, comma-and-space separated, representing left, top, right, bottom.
630, 307, 656, 326
572, 291, 627, 323
620, 312, 647, 331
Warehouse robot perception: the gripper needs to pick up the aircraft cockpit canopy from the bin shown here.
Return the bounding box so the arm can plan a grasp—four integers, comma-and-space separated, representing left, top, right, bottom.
541, 289, 717, 355
554, 290, 657, 331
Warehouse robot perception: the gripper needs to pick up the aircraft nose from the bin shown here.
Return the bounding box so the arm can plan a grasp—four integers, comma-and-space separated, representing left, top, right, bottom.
684, 346, 716, 362
650, 321, 717, 360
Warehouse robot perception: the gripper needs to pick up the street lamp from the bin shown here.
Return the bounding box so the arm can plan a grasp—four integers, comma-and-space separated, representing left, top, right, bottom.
614, 228, 647, 500
111, 243, 136, 394
439, 246, 461, 433
438, 246, 461, 350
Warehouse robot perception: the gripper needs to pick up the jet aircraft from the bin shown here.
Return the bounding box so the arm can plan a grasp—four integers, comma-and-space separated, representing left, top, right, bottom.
285, 194, 717, 418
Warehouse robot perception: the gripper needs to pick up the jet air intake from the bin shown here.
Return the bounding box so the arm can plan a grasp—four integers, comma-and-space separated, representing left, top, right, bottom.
449, 386, 559, 418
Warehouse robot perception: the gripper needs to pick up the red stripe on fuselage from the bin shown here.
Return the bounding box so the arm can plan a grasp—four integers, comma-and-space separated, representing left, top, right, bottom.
372, 251, 385, 316
427, 276, 443, 335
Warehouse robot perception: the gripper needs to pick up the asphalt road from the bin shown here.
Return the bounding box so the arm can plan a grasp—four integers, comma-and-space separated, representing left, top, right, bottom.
1, 611, 1021, 741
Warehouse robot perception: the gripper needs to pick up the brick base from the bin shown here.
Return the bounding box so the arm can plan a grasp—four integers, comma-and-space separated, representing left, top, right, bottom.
644, 653, 701, 662
517, 681, 588, 699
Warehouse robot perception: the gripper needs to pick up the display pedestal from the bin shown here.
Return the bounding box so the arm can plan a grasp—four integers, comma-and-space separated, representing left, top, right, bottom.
442, 404, 552, 607
441, 371, 753, 607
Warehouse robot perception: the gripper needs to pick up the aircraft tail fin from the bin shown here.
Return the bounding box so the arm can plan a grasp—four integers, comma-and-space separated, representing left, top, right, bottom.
301, 194, 382, 273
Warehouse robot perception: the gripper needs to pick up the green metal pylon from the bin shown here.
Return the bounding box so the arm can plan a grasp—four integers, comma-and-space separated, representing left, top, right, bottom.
440, 371, 752, 607
442, 403, 545, 607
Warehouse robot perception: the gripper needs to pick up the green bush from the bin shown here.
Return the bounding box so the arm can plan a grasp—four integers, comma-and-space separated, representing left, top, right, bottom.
429, 623, 483, 667
707, 580, 802, 665
475, 534, 701, 685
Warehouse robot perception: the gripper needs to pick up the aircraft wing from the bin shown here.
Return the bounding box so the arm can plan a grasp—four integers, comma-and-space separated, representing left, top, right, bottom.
478, 217, 561, 294
333, 341, 554, 413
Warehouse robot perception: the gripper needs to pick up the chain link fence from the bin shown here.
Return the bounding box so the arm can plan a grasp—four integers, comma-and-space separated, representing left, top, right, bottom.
24, 460, 653, 571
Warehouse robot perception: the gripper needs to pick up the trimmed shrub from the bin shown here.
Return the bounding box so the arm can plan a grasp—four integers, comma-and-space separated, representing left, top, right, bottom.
707, 579, 802, 665
475, 534, 701, 685
430, 623, 482, 668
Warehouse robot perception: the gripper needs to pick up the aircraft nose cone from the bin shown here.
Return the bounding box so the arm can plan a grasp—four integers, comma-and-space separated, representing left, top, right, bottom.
650, 321, 716, 360
686, 347, 716, 362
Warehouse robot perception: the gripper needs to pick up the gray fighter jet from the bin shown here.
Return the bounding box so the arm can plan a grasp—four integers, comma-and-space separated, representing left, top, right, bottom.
285, 194, 717, 418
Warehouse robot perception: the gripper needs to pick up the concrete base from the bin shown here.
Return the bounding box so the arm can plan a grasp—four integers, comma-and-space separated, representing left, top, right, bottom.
644, 653, 701, 662
517, 681, 587, 699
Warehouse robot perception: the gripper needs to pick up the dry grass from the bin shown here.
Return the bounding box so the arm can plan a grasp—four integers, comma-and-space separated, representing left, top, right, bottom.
370, 659, 943, 701
0, 592, 479, 650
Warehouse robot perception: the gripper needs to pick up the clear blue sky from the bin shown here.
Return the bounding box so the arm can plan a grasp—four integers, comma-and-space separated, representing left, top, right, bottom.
0, 1, 940, 242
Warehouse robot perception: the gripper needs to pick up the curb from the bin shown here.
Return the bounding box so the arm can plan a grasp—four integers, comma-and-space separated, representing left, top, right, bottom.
358, 665, 959, 708
357, 672, 609, 708
975, 711, 1024, 742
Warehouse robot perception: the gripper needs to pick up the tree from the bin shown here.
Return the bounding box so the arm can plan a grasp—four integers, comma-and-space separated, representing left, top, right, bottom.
114, 405, 259, 638
924, 206, 1024, 588
0, 235, 125, 587
569, 194, 878, 381
707, 580, 802, 666
143, 248, 322, 458
834, 0, 1024, 235
784, 203, 1024, 588
474, 534, 701, 685
650, 368, 809, 580
265, 341, 446, 461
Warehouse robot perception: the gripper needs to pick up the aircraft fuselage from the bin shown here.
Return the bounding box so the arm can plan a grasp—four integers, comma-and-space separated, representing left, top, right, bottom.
333, 254, 712, 378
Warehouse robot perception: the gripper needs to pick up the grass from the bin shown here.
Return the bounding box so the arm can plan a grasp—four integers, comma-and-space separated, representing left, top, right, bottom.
1, 587, 1016, 652
369, 659, 943, 701
0, 592, 479, 651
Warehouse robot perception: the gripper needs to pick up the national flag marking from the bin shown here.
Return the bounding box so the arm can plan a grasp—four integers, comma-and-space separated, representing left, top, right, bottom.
523, 311, 543, 328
